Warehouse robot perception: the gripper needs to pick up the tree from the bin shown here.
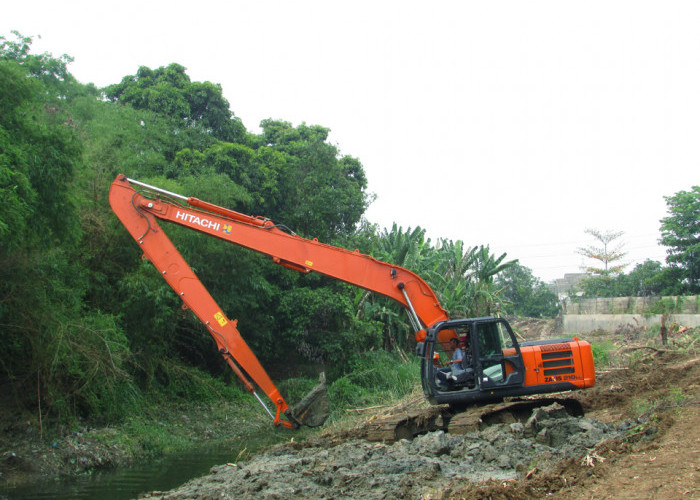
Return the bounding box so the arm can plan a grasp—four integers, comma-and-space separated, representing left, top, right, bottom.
431, 243, 517, 318
0, 31, 82, 99
464, 246, 517, 317
620, 260, 665, 296
277, 286, 382, 378
258, 120, 371, 241
0, 58, 79, 246
577, 228, 627, 276
0, 53, 136, 424
429, 240, 477, 317
496, 263, 559, 318
578, 260, 668, 297
354, 224, 435, 352
105, 63, 245, 143
659, 186, 700, 293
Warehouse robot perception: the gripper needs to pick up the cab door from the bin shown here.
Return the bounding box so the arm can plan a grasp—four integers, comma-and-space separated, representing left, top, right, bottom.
473, 319, 525, 390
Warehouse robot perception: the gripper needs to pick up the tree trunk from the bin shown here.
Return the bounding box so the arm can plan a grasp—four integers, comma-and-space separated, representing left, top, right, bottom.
660, 314, 668, 346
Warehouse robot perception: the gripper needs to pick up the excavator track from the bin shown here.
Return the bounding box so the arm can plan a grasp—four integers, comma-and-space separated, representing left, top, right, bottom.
365, 407, 446, 442
363, 397, 584, 443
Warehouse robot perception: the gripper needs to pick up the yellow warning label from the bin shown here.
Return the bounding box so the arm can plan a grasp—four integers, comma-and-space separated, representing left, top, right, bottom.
214, 312, 228, 327
305, 260, 313, 267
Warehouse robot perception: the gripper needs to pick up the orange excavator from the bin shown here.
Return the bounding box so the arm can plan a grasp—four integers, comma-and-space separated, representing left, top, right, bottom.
109, 175, 595, 429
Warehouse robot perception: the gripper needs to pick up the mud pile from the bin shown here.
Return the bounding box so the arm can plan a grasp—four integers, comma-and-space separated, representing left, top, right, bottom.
140, 403, 618, 500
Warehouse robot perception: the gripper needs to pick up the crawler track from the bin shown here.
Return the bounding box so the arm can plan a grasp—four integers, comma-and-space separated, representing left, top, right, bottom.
364, 397, 584, 443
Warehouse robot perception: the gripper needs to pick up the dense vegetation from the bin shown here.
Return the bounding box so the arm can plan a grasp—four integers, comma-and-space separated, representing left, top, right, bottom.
1, 33, 697, 431
0, 34, 517, 428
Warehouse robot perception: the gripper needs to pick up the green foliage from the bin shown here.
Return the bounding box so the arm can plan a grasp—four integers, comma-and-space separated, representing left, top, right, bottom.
580, 187, 700, 297
496, 263, 559, 318
619, 260, 668, 296
430, 242, 517, 317
346, 351, 418, 394
353, 225, 519, 355
328, 377, 368, 409
372, 224, 433, 271
0, 31, 83, 99
669, 386, 686, 405
144, 360, 245, 404
590, 341, 616, 367
353, 224, 435, 350
327, 352, 418, 410
278, 354, 420, 425
277, 285, 383, 376
0, 57, 79, 247
0, 62, 36, 243
170, 143, 279, 213
580, 260, 668, 298
0, 47, 103, 428
105, 63, 245, 143
659, 186, 700, 293
259, 120, 370, 240
41, 312, 140, 423
646, 296, 683, 315
0, 245, 138, 425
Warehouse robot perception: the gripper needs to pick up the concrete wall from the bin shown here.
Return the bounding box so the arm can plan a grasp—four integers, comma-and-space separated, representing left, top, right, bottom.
564, 295, 699, 315
563, 313, 700, 333
561, 295, 700, 334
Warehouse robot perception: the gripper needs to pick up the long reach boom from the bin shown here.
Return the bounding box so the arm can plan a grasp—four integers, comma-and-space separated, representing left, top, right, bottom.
109, 175, 449, 427
110, 175, 595, 428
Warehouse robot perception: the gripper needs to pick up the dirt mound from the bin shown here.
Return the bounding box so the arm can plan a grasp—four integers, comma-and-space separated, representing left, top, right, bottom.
445, 353, 700, 499
507, 317, 558, 341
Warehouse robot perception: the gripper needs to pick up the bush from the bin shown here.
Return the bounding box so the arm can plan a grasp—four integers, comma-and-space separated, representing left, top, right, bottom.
146, 360, 246, 405
328, 352, 419, 411
591, 341, 616, 367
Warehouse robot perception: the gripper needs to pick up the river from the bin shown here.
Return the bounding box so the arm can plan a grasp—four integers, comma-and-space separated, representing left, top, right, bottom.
0, 437, 272, 499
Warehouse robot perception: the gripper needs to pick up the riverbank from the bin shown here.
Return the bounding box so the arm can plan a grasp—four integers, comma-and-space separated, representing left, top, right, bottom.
0, 364, 409, 492
0, 397, 304, 488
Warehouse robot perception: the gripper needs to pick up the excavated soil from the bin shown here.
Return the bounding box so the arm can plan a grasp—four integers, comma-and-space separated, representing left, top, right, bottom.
139, 330, 700, 499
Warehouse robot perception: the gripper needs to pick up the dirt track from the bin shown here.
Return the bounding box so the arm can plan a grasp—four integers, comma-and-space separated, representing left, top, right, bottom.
139, 332, 700, 499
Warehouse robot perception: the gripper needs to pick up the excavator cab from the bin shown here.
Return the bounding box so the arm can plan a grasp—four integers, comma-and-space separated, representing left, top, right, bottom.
474, 319, 525, 389
420, 317, 526, 406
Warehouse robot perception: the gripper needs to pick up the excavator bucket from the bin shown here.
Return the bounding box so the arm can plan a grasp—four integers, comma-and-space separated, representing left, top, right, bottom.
290, 373, 330, 428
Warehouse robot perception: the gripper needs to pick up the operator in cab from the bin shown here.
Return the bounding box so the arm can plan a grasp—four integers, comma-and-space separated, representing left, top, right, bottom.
436, 337, 464, 386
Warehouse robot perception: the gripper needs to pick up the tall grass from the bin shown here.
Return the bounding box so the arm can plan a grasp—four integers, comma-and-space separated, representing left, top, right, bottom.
328, 352, 420, 422
277, 351, 421, 425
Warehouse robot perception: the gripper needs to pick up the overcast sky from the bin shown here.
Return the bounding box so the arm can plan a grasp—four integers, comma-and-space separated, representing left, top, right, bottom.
3, 1, 698, 281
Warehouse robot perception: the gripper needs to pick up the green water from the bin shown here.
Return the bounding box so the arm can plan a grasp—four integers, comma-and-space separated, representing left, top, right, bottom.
0, 436, 274, 500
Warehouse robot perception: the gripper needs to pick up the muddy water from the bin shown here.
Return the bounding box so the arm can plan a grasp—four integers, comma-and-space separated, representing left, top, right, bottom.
0, 438, 270, 500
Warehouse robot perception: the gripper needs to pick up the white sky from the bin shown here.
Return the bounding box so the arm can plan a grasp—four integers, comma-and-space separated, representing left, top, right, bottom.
3, 1, 699, 281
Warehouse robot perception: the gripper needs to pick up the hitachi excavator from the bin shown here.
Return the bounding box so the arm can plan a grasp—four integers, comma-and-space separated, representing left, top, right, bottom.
109, 175, 595, 430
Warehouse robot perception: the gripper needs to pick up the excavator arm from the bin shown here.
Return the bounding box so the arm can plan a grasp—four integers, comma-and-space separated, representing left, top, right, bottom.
109, 175, 449, 427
